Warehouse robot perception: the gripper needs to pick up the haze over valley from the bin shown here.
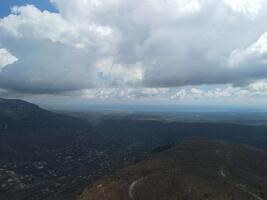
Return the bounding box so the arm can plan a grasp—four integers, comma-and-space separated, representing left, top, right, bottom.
1, 98, 267, 199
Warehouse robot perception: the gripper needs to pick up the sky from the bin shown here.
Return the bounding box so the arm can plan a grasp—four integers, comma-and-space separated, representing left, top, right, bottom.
1, 0, 267, 109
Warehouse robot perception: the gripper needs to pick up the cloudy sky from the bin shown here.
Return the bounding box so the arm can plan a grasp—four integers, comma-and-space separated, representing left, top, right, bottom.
1, 0, 267, 108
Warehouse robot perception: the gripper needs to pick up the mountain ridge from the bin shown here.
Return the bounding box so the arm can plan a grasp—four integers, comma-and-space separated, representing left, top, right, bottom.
0, 97, 90, 134
79, 139, 267, 200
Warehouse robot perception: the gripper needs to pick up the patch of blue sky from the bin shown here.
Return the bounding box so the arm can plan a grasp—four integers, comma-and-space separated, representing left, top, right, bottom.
0, 0, 58, 17
97, 71, 112, 83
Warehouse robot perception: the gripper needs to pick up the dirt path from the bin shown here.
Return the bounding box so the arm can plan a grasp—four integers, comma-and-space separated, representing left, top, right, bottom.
129, 179, 142, 200
219, 167, 263, 200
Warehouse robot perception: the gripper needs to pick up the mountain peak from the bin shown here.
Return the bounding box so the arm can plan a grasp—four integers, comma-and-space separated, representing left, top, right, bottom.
0, 98, 42, 119
0, 97, 40, 108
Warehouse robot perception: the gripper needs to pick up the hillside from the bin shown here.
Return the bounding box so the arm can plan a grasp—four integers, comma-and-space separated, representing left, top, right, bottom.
1, 98, 267, 200
0, 98, 93, 200
0, 98, 92, 156
0, 98, 89, 134
79, 139, 267, 200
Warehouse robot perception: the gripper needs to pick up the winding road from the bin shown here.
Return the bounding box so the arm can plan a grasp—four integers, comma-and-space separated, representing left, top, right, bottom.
129, 179, 142, 200
128, 167, 264, 200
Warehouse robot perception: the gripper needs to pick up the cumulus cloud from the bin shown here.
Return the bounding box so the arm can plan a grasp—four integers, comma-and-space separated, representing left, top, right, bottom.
171, 87, 234, 100
229, 31, 267, 68
0, 5, 114, 49
0, 48, 18, 71
171, 80, 267, 100
224, 0, 267, 17
81, 87, 169, 99
1, 0, 267, 100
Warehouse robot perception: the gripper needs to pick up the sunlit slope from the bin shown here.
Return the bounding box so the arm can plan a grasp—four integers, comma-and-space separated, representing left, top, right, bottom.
79, 139, 267, 200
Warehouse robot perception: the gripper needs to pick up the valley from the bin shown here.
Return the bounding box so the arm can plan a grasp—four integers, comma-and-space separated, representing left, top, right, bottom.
1, 98, 267, 200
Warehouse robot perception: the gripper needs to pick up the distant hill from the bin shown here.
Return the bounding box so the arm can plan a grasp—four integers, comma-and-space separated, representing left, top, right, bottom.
0, 98, 42, 117
0, 98, 89, 134
0, 98, 91, 160
79, 139, 267, 200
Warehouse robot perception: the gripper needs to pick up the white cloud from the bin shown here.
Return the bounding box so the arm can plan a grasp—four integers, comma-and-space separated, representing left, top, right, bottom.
171, 80, 267, 101
81, 87, 169, 99
81, 88, 117, 99
224, 0, 266, 17
171, 88, 188, 99
1, 0, 267, 101
95, 57, 143, 87
229, 31, 267, 68
248, 80, 267, 91
172, 86, 243, 100
0, 48, 18, 71
0, 5, 114, 50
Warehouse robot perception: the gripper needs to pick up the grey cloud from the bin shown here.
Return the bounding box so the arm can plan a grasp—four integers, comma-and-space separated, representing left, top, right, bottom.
0, 34, 96, 94
1, 1, 267, 96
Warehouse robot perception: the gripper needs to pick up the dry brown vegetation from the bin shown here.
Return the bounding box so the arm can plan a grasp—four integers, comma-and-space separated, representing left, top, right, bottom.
79, 139, 267, 200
